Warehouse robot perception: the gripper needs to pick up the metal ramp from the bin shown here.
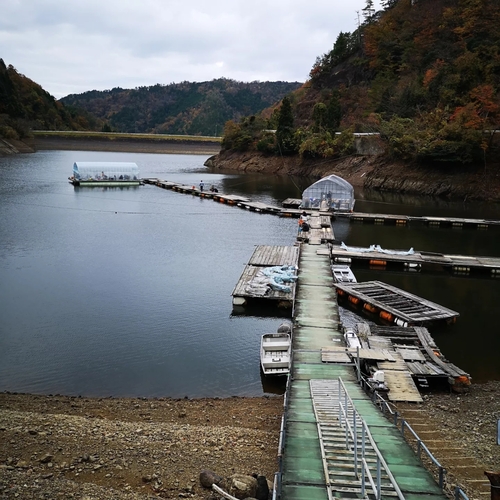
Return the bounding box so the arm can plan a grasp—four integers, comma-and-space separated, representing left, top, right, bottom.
310, 379, 403, 500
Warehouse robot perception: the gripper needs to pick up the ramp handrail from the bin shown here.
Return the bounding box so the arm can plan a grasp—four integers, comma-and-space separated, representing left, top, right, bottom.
358, 374, 448, 489
337, 377, 405, 500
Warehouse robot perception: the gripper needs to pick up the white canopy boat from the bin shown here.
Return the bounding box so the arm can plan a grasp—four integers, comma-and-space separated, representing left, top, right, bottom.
260, 323, 292, 376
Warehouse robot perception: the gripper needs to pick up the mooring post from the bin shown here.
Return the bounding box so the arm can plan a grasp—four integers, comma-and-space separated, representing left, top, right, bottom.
485, 471, 500, 500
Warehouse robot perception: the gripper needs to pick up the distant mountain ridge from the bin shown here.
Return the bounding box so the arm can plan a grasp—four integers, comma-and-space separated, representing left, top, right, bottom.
60, 79, 302, 137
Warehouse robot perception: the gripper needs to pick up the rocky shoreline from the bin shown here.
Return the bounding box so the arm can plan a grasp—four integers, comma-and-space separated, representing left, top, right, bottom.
0, 393, 283, 500
3, 136, 500, 202
207, 150, 500, 203
1, 383, 499, 500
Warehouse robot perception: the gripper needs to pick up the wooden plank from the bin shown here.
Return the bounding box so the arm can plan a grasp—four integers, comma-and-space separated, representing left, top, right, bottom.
321, 347, 352, 363
414, 327, 470, 378
406, 361, 446, 376
384, 369, 423, 403
248, 245, 300, 267
395, 347, 426, 362
348, 348, 395, 361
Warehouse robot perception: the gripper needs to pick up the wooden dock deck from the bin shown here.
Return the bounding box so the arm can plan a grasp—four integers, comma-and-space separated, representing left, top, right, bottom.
331, 243, 500, 277
335, 280, 459, 326
296, 213, 335, 245
358, 323, 470, 393
231, 245, 300, 307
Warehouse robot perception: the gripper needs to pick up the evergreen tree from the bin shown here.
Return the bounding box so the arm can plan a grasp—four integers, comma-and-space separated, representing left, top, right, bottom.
362, 0, 375, 22
325, 94, 342, 132
276, 96, 296, 154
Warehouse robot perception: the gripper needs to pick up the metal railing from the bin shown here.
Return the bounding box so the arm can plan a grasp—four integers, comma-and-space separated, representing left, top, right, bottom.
400, 418, 446, 488
455, 485, 470, 500
358, 373, 449, 490
273, 360, 292, 500
337, 377, 405, 500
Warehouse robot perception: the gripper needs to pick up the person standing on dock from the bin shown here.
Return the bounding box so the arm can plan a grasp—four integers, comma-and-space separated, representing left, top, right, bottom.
199, 180, 204, 192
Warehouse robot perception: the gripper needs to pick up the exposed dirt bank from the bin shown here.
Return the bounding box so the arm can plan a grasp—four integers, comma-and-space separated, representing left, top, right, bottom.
207, 150, 500, 202
1, 384, 499, 500
5, 138, 500, 202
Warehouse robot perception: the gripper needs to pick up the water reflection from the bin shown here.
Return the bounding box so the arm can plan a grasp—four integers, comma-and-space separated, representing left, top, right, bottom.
356, 188, 500, 219
1, 150, 499, 400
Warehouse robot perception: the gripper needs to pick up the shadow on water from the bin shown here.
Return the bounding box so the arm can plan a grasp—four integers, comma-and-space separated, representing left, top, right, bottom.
231, 303, 293, 319
260, 371, 286, 395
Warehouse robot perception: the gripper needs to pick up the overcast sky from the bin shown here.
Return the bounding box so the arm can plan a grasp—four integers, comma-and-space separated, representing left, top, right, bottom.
2, 0, 381, 99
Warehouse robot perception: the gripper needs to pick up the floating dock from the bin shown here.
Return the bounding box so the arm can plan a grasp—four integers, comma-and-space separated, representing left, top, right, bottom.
296, 213, 335, 245
331, 244, 500, 277
278, 243, 449, 500
359, 323, 470, 392
336, 211, 500, 230
335, 280, 459, 326
231, 245, 300, 307
143, 179, 500, 233
142, 179, 331, 218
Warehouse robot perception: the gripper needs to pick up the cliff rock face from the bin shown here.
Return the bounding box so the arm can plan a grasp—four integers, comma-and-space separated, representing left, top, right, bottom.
206, 151, 500, 202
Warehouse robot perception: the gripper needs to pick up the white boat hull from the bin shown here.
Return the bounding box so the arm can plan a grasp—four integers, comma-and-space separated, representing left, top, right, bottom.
260, 332, 291, 376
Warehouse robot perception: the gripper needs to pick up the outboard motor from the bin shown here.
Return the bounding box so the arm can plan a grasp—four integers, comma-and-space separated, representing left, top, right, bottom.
277, 322, 292, 334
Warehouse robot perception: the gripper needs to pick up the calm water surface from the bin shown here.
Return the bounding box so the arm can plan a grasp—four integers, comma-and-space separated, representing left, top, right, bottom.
0, 150, 499, 398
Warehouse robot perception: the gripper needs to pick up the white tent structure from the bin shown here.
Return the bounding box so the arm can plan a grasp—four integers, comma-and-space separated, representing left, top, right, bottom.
71, 162, 140, 186
301, 174, 355, 212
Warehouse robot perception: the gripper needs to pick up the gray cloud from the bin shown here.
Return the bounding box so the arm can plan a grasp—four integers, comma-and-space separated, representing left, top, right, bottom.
1, 0, 381, 98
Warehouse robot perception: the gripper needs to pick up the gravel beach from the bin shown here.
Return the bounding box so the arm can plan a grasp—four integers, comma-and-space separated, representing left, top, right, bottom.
1, 382, 499, 500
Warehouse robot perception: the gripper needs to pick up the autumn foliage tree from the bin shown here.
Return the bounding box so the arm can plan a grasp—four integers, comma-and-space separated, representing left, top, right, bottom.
222, 0, 500, 167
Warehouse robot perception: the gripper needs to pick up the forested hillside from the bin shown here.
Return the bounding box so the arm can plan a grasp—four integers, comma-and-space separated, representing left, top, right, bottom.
60, 79, 302, 137
222, 0, 500, 167
0, 59, 100, 139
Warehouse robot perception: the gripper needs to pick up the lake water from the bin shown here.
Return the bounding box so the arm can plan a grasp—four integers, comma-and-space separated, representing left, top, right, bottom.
1, 150, 499, 398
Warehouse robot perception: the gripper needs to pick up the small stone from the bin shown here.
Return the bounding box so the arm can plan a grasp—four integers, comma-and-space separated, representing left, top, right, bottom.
200, 470, 223, 489
40, 454, 53, 464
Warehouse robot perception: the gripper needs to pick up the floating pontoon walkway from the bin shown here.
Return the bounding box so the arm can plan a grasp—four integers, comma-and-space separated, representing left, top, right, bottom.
278, 243, 448, 500
142, 178, 332, 218
336, 211, 500, 230
144, 180, 500, 231
331, 244, 500, 277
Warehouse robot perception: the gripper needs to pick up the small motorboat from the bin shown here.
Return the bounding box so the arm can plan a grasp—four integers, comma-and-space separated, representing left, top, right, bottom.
260, 323, 292, 376
344, 327, 361, 349
331, 264, 357, 283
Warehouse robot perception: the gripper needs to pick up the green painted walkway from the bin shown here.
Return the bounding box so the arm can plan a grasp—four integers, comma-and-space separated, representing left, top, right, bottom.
279, 244, 448, 500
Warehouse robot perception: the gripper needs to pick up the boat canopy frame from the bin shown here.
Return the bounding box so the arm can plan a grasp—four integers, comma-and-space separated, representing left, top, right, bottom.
301, 174, 355, 212
72, 162, 140, 181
